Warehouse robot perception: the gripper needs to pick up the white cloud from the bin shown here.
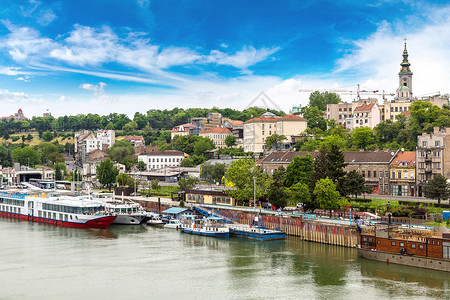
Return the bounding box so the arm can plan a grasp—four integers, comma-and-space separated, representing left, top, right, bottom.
0, 89, 36, 103
37, 8, 57, 26
16, 75, 32, 82
206, 45, 280, 69
80, 82, 107, 95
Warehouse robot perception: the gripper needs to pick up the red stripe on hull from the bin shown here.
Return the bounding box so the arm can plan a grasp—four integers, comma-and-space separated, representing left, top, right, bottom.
0, 211, 117, 229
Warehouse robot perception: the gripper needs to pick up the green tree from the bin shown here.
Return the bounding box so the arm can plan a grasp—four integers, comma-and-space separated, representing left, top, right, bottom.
314, 177, 340, 217
193, 137, 215, 156
225, 135, 237, 148
327, 143, 347, 194
351, 127, 375, 150
265, 134, 287, 150
137, 161, 147, 171
284, 155, 314, 187
41, 131, 53, 141
267, 184, 287, 208
272, 166, 286, 184
122, 121, 138, 132
423, 174, 450, 204
108, 140, 135, 167
211, 163, 226, 183
150, 179, 161, 191
341, 170, 366, 199
178, 176, 198, 191
301, 106, 328, 132
308, 91, 341, 111
287, 182, 314, 210
12, 146, 40, 167
0, 144, 11, 167
54, 163, 67, 180
116, 173, 135, 187
96, 159, 119, 191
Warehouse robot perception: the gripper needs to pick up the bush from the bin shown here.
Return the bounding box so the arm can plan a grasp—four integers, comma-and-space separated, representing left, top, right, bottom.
10, 136, 20, 142
179, 200, 185, 208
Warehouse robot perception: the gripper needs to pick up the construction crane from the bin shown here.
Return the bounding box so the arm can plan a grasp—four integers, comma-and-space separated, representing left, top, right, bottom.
299, 84, 395, 101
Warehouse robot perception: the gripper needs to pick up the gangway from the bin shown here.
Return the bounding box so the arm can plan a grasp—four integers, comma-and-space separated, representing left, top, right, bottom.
193, 205, 233, 223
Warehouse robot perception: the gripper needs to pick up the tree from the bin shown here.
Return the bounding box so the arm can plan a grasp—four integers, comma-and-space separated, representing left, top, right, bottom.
265, 134, 287, 150
12, 147, 40, 167
284, 155, 314, 187
178, 176, 198, 191
0, 144, 11, 167
193, 137, 215, 156
116, 173, 134, 187
301, 106, 328, 132
54, 163, 67, 180
211, 163, 226, 183
108, 140, 135, 167
341, 170, 367, 199
423, 174, 450, 204
137, 161, 147, 171
41, 131, 53, 141
287, 182, 312, 208
122, 121, 138, 132
272, 166, 286, 184
309, 91, 341, 111
225, 135, 237, 148
96, 159, 119, 191
351, 127, 375, 150
314, 177, 340, 217
150, 179, 161, 191
326, 144, 347, 195
267, 183, 287, 208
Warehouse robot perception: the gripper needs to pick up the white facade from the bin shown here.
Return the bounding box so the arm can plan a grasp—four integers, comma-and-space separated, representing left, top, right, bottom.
138, 151, 185, 171
82, 138, 102, 155
96, 130, 115, 148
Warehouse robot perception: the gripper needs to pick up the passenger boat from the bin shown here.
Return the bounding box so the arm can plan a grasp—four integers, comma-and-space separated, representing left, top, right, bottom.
0, 191, 116, 229
146, 213, 165, 226
90, 193, 149, 225
163, 219, 182, 229
181, 216, 229, 237
357, 222, 450, 272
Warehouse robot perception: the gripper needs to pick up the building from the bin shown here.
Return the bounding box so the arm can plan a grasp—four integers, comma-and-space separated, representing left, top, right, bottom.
171, 123, 197, 140
123, 135, 145, 148
82, 150, 109, 182
185, 188, 236, 206
96, 130, 115, 149
1, 108, 28, 121
352, 102, 380, 129
138, 151, 185, 171
326, 102, 353, 128
389, 151, 416, 196
243, 112, 307, 153
416, 127, 450, 197
258, 149, 398, 194
199, 127, 232, 149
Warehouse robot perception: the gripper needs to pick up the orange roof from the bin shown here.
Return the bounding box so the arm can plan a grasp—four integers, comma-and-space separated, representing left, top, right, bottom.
199, 127, 232, 134
227, 119, 244, 126
278, 114, 306, 121
124, 135, 144, 141
354, 103, 376, 112
391, 151, 416, 167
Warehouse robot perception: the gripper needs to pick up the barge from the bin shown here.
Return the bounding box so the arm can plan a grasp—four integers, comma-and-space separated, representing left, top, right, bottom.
357, 222, 450, 272
228, 224, 285, 241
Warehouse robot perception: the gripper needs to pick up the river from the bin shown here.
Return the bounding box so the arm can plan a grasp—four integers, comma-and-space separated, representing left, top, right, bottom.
0, 218, 449, 300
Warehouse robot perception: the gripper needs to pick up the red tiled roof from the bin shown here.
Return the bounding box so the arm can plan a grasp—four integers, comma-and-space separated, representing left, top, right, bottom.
200, 127, 232, 134
400, 111, 411, 117
278, 115, 306, 121
391, 151, 416, 167
354, 103, 376, 112
227, 119, 244, 126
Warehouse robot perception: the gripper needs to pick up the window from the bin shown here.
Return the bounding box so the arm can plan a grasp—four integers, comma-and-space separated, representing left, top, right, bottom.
385, 171, 389, 178
339, 115, 342, 119
374, 171, 377, 178
392, 171, 395, 179
400, 242, 405, 247
403, 171, 408, 179
368, 171, 371, 178
410, 171, 414, 179
262, 131, 265, 135
422, 141, 427, 147
395, 107, 398, 112
365, 119, 368, 123
362, 171, 365, 177
377, 240, 380, 244
398, 171, 401, 179
368, 238, 373, 242
411, 244, 416, 249
392, 241, 396, 246
419, 162, 424, 169
390, 107, 394, 112
399, 107, 403, 112
435, 141, 440, 147
419, 245, 424, 249
363, 237, 367, 241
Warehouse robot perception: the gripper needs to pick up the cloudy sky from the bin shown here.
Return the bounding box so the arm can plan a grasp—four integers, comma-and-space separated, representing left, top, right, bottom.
0, 0, 449, 117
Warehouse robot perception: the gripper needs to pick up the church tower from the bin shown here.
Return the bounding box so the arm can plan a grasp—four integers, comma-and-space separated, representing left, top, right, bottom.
396, 39, 413, 99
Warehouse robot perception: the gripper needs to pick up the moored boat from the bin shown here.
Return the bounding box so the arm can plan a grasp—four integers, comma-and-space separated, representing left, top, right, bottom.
164, 219, 182, 229
90, 193, 148, 225
181, 216, 229, 237
0, 191, 116, 229
146, 213, 165, 226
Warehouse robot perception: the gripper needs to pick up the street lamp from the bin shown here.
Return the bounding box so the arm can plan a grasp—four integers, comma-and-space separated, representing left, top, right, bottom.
253, 176, 256, 209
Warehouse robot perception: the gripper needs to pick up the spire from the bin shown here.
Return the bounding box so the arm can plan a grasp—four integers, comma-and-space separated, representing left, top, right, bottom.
399, 38, 412, 74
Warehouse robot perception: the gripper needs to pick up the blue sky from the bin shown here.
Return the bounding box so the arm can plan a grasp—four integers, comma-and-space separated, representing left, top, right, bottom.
1, 0, 450, 117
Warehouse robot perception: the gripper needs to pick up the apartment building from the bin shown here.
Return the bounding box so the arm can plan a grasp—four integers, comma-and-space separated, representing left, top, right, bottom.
138, 151, 185, 171
390, 151, 416, 196
199, 127, 232, 149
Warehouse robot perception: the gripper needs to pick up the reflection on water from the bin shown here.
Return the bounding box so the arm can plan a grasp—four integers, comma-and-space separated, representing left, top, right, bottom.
1, 218, 450, 300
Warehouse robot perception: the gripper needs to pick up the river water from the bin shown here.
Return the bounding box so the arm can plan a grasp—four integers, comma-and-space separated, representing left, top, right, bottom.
1, 218, 449, 300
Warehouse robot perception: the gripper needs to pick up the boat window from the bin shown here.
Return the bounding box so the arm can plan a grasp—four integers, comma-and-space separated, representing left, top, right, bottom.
411, 244, 416, 249
419, 245, 424, 249
368, 238, 372, 242
399, 242, 404, 247
391, 241, 396, 246
377, 240, 380, 244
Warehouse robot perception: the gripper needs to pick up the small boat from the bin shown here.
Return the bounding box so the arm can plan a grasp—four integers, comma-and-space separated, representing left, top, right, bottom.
164, 219, 182, 229
90, 193, 148, 225
181, 216, 229, 237
146, 213, 164, 226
